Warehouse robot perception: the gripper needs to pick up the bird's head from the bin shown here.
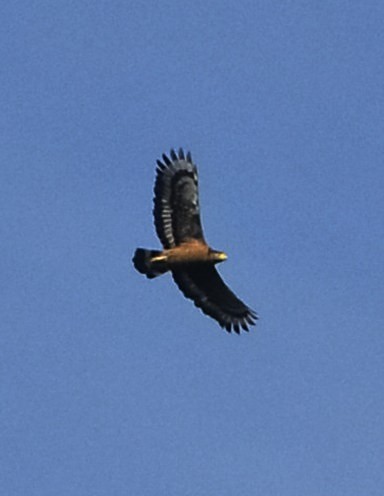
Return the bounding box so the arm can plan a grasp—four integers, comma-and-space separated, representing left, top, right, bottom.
209, 249, 228, 264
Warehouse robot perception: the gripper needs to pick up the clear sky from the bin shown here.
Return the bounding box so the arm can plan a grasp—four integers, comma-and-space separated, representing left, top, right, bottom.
1, 1, 383, 495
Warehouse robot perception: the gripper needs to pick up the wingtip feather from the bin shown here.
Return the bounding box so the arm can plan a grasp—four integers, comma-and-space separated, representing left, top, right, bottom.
170, 149, 177, 161
162, 153, 171, 166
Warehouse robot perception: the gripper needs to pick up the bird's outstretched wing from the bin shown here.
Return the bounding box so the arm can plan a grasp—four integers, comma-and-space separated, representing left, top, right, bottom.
154, 148, 205, 248
172, 265, 257, 333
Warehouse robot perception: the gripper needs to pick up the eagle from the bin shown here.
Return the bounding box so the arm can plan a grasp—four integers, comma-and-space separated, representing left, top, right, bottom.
132, 148, 257, 333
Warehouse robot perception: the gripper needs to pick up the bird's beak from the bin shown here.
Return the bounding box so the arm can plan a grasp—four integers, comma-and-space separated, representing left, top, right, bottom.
218, 252, 228, 261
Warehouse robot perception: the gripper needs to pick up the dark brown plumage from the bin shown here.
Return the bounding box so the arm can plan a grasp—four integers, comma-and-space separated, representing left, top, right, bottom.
132, 148, 257, 333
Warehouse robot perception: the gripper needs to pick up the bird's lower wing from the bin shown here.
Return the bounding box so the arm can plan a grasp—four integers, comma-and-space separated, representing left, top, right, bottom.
172, 265, 257, 333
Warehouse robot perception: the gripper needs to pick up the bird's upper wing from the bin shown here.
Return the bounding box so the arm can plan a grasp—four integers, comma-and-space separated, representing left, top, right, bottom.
172, 265, 257, 333
153, 149, 205, 248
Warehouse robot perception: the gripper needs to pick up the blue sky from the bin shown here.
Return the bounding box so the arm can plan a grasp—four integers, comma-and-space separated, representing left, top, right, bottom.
1, 1, 384, 495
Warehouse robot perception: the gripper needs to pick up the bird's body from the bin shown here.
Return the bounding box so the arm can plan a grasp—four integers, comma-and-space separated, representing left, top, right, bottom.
132, 149, 257, 333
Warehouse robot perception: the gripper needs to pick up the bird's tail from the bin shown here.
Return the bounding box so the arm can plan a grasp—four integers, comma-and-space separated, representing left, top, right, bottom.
132, 248, 169, 279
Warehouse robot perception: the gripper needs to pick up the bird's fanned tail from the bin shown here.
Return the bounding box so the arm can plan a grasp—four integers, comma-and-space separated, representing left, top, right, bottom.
132, 248, 169, 279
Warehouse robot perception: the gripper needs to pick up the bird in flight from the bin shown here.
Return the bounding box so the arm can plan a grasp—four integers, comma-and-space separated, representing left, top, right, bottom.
133, 148, 257, 333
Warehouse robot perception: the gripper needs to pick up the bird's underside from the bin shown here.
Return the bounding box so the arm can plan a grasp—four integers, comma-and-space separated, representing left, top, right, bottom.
132, 148, 257, 333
